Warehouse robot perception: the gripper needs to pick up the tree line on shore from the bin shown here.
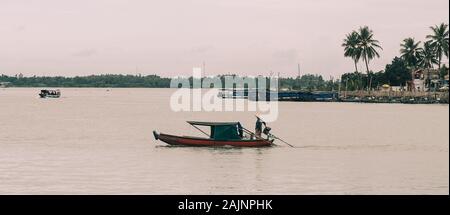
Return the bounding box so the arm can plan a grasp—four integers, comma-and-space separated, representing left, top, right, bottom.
341, 22, 449, 91
1, 64, 446, 91
0, 74, 171, 88
0, 73, 338, 91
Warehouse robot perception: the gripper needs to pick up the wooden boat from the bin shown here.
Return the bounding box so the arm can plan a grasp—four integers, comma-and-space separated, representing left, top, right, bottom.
153, 121, 274, 147
39, 89, 61, 98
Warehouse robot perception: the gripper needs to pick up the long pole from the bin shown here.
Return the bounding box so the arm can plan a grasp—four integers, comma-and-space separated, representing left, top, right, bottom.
253, 116, 294, 147
268, 133, 294, 147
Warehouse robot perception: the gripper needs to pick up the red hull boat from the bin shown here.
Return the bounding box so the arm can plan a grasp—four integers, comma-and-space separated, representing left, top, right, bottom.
153, 132, 273, 147
153, 121, 274, 147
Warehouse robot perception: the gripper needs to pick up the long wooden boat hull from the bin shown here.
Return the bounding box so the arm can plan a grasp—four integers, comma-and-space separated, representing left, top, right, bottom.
39, 95, 60, 98
153, 131, 273, 147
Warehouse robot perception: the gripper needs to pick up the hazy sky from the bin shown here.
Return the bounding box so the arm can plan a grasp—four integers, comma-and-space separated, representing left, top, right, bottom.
1, 0, 449, 78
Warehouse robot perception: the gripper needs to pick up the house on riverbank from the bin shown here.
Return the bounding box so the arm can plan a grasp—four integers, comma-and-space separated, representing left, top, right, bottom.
409, 69, 442, 92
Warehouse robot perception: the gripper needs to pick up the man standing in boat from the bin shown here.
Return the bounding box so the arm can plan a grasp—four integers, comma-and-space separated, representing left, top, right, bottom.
255, 116, 266, 138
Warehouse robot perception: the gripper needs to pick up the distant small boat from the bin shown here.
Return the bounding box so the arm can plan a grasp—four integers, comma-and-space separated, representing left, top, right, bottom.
39, 89, 61, 98
153, 121, 274, 147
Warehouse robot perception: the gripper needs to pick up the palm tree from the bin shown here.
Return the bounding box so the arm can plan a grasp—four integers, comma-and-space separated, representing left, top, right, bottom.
419, 41, 438, 89
342, 31, 361, 72
426, 23, 449, 70
400, 38, 422, 91
419, 41, 438, 69
400, 38, 422, 69
358, 26, 382, 74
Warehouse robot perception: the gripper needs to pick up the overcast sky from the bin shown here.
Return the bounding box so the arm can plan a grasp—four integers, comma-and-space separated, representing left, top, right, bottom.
0, 0, 449, 78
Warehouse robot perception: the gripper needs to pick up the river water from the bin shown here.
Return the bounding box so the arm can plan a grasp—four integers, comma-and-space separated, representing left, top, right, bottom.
0, 88, 448, 194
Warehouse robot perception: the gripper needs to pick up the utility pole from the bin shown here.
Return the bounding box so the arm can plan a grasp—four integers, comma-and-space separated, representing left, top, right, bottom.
297, 63, 301, 90
202, 61, 206, 77
345, 78, 348, 98
330, 76, 334, 92
338, 77, 342, 99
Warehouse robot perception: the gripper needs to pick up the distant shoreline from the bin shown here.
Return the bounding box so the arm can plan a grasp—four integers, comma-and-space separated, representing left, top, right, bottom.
2, 87, 448, 104
0, 85, 171, 88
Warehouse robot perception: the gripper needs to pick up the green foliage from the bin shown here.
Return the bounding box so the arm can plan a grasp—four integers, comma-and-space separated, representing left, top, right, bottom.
400, 38, 422, 69
357, 26, 382, 73
342, 26, 382, 74
0, 74, 171, 88
279, 74, 338, 91
1, 73, 342, 91
426, 23, 449, 68
383, 57, 411, 86
341, 72, 367, 91
341, 57, 410, 89
340, 22, 448, 90
418, 41, 438, 69
342, 31, 362, 72
440, 64, 449, 78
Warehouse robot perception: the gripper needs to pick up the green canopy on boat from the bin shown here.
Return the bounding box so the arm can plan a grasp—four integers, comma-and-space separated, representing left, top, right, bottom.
187, 121, 243, 140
